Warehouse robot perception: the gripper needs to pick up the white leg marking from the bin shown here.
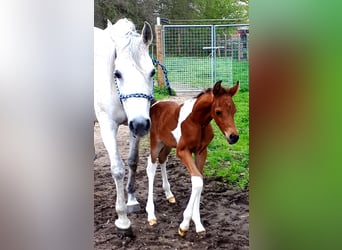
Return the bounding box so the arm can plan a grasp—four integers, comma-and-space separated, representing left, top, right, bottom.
160, 161, 174, 201
179, 176, 203, 232
146, 156, 157, 224
192, 188, 205, 233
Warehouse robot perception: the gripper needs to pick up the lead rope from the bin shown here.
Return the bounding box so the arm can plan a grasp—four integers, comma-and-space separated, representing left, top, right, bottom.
152, 58, 172, 96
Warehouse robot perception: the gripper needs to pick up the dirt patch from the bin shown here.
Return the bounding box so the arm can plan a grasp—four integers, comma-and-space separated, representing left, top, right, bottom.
94, 94, 249, 249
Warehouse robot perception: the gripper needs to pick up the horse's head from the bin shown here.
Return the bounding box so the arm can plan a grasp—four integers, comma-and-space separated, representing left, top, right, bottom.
108, 19, 155, 137
211, 80, 240, 145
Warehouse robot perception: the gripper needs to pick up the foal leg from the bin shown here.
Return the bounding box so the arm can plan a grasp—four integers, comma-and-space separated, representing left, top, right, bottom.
191, 150, 208, 235
97, 115, 132, 235
126, 132, 141, 213
158, 146, 175, 203
146, 155, 158, 225
177, 148, 205, 236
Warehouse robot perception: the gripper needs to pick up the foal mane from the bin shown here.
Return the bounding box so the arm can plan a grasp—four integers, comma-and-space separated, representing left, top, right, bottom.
195, 88, 212, 99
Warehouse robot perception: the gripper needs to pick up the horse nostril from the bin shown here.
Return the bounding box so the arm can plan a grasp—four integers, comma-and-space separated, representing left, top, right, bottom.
129, 118, 150, 137
129, 121, 134, 131
228, 134, 239, 144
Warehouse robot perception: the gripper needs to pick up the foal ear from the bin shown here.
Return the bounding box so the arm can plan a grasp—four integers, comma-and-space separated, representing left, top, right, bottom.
107, 19, 112, 28
213, 80, 223, 96
229, 81, 240, 96
142, 21, 153, 46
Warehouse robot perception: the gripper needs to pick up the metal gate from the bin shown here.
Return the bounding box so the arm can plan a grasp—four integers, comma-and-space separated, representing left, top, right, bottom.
162, 24, 249, 91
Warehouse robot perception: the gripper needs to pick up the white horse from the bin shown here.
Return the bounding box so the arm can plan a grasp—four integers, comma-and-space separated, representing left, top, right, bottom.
94, 18, 154, 236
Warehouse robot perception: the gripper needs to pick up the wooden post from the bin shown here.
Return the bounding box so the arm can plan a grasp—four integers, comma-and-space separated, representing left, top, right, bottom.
155, 19, 164, 87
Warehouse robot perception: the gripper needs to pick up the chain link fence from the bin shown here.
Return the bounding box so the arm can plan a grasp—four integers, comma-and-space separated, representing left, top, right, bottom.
161, 24, 249, 92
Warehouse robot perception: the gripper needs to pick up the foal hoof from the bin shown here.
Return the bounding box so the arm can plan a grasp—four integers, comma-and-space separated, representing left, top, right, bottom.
197, 230, 206, 239
148, 219, 157, 226
127, 203, 141, 214
116, 226, 134, 238
178, 227, 188, 237
168, 196, 176, 203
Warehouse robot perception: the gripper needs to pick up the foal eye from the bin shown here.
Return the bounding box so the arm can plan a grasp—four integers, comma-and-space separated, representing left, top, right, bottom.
215, 110, 222, 116
150, 69, 156, 77
114, 70, 122, 79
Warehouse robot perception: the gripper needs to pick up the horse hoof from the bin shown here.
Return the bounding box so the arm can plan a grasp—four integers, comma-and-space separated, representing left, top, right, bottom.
197, 230, 206, 239
148, 219, 157, 226
168, 196, 176, 203
116, 226, 134, 238
178, 227, 188, 237
127, 203, 141, 214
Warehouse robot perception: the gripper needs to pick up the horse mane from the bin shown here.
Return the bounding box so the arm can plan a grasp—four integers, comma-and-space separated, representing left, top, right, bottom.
195, 87, 212, 99
112, 19, 147, 72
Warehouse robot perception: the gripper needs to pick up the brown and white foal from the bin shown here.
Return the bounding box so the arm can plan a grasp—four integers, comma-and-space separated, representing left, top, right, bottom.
146, 80, 239, 237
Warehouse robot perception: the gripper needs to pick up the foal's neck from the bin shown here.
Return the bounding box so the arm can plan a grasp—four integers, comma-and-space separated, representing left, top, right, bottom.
190, 92, 213, 127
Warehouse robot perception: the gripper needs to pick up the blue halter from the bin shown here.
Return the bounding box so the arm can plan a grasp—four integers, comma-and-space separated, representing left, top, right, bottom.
114, 76, 154, 103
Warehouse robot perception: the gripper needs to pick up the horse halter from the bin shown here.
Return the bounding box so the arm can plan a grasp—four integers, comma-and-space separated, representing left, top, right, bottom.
114, 75, 154, 103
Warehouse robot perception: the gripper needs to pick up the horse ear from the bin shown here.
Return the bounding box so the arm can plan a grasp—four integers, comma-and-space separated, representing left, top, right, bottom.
142, 21, 153, 46
107, 19, 112, 28
213, 80, 223, 96
229, 81, 240, 96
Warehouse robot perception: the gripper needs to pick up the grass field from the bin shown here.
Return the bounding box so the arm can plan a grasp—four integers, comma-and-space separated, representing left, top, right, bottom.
205, 90, 249, 189
154, 86, 249, 189
162, 56, 249, 92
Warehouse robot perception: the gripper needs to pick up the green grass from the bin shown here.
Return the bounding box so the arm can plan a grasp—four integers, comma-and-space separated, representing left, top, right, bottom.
205, 91, 249, 188
163, 56, 249, 91
153, 85, 176, 100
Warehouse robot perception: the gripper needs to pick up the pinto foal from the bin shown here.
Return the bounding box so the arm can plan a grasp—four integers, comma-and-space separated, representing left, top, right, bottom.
146, 80, 239, 237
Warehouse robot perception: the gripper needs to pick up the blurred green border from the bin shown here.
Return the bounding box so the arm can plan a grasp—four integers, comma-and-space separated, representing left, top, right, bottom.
250, 1, 342, 249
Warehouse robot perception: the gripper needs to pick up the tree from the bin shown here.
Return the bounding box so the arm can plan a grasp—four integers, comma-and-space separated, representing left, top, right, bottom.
194, 0, 248, 21
94, 0, 158, 29
94, 0, 249, 29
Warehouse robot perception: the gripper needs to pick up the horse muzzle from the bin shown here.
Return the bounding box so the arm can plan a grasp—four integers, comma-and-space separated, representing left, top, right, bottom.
227, 133, 239, 145
129, 118, 151, 137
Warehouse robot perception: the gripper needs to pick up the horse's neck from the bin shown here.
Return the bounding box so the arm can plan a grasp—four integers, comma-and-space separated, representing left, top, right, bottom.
189, 93, 213, 127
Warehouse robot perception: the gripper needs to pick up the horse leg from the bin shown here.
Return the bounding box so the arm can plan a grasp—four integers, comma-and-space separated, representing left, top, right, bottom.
178, 176, 204, 237
126, 132, 141, 213
191, 150, 208, 235
146, 155, 158, 225
176, 148, 205, 236
97, 115, 132, 235
158, 146, 175, 203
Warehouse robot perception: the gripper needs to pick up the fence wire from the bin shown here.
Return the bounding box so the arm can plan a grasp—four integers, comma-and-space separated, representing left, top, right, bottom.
162, 24, 249, 92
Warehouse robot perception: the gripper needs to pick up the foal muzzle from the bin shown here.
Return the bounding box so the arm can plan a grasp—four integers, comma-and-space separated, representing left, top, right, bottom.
227, 134, 239, 144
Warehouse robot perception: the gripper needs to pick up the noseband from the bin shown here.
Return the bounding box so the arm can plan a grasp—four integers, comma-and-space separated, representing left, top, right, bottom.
114, 76, 154, 103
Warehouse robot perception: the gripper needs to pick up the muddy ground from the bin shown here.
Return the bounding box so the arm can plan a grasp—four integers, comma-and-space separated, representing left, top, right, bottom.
94, 94, 249, 250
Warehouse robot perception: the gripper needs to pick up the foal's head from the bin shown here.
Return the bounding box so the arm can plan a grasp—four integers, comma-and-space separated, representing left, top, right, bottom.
108, 19, 155, 137
211, 80, 240, 144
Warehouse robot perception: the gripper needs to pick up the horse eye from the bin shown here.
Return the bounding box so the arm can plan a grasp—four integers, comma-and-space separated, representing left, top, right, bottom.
114, 70, 122, 79
150, 69, 156, 77
215, 110, 222, 116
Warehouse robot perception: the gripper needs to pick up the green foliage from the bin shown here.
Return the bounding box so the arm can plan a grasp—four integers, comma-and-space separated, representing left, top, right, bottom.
95, 0, 249, 28
204, 91, 249, 189
153, 85, 176, 100
195, 0, 249, 21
